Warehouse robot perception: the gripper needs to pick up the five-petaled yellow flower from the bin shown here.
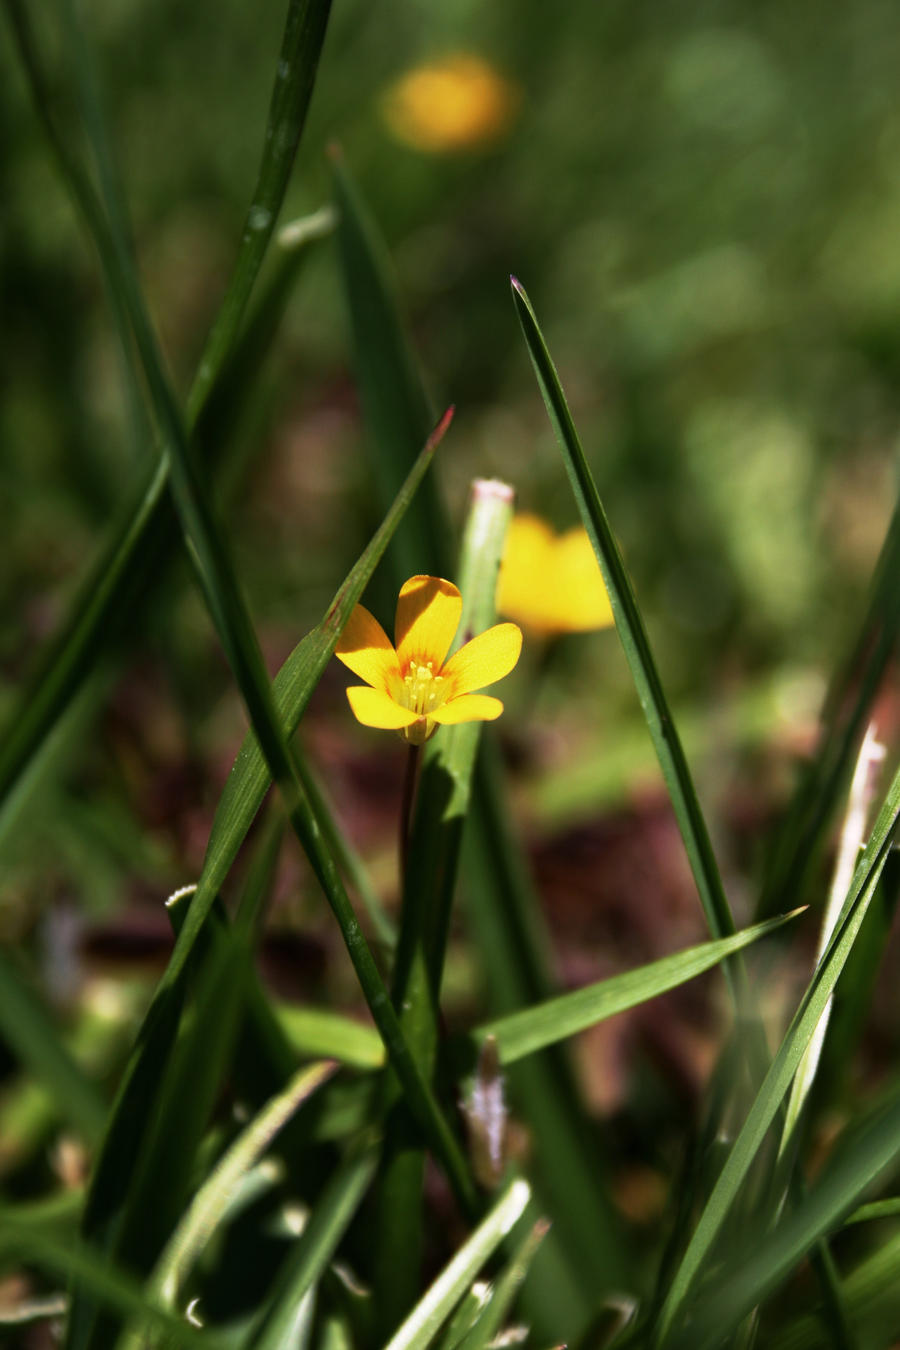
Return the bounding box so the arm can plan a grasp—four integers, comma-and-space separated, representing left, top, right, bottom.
335, 576, 522, 745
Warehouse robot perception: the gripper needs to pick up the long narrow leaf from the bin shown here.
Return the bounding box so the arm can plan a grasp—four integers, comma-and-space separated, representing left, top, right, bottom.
383, 1180, 533, 1350
472, 910, 802, 1067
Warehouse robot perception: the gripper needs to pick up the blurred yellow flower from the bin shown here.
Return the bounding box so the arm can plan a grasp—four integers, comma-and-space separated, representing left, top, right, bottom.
381, 54, 520, 153
496, 514, 615, 636
336, 575, 522, 745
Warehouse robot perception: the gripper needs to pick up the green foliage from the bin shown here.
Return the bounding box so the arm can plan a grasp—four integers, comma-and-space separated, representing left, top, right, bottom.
3, 1, 900, 1348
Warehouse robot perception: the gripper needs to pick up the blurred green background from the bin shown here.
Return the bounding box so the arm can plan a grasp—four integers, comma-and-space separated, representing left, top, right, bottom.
3, 0, 900, 965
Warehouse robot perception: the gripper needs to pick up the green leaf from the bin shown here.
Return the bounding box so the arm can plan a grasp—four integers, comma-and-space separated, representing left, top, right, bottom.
652, 760, 900, 1344
470, 910, 803, 1066
454, 1215, 549, 1350
276, 1007, 384, 1070
382, 1179, 533, 1350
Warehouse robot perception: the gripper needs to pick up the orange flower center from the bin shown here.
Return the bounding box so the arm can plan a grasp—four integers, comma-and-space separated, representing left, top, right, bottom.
397, 659, 448, 717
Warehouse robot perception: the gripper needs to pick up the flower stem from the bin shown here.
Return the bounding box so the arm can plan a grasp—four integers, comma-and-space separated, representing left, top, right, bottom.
399, 743, 421, 884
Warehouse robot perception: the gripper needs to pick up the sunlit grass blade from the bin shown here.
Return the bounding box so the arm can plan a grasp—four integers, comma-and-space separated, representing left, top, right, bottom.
454, 1216, 549, 1350
382, 1179, 533, 1350
0, 948, 106, 1145
276, 1006, 385, 1069
117, 1061, 337, 1349
331, 150, 453, 583
682, 1078, 900, 1349
652, 761, 900, 1345
466, 910, 803, 1067
510, 277, 737, 954
249, 1145, 378, 1350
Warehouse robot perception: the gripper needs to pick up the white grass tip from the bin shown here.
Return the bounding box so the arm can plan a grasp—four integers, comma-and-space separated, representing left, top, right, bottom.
165, 883, 197, 909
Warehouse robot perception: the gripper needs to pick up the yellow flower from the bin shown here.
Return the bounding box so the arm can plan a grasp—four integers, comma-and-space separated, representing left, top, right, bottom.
381, 54, 520, 154
335, 575, 522, 745
496, 514, 615, 636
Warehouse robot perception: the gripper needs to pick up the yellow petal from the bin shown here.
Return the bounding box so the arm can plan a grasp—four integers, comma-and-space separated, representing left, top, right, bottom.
495, 515, 558, 633
335, 605, 398, 689
395, 575, 462, 670
346, 686, 419, 730
496, 514, 613, 635
554, 530, 614, 631
442, 622, 522, 696
431, 694, 504, 725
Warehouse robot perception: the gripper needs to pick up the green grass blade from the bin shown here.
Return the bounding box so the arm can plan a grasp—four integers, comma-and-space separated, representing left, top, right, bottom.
331, 150, 453, 583
276, 1007, 385, 1069
249, 1146, 378, 1350
469, 911, 802, 1066
652, 762, 900, 1344
0, 948, 106, 1144
684, 1081, 900, 1349
185, 0, 335, 425
511, 277, 737, 953
455, 1216, 549, 1350
118, 1061, 336, 1349
383, 1179, 533, 1350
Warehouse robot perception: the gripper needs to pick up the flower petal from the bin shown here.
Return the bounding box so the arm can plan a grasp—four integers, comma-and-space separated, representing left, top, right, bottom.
395, 575, 462, 669
346, 686, 420, 730
335, 605, 398, 689
554, 529, 614, 630
430, 694, 504, 725
442, 622, 522, 696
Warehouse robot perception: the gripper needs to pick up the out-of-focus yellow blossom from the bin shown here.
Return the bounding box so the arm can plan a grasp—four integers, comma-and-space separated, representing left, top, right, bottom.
381, 54, 520, 154
496, 514, 615, 636
335, 575, 522, 746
